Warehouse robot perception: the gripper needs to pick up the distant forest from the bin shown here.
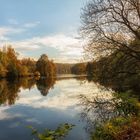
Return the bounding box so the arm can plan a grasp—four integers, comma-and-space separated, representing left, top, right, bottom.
56, 63, 87, 75
0, 46, 87, 79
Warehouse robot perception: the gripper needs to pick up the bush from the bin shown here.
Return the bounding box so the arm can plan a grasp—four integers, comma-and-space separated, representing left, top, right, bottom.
92, 117, 140, 140
28, 123, 75, 140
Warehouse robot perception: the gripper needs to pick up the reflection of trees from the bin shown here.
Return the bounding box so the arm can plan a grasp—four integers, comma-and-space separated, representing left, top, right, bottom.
78, 93, 114, 132
57, 76, 89, 85
74, 76, 87, 85
36, 77, 56, 96
75, 76, 107, 85
0, 78, 36, 105
0, 80, 20, 105
0, 77, 56, 105
18, 78, 36, 90
78, 92, 139, 132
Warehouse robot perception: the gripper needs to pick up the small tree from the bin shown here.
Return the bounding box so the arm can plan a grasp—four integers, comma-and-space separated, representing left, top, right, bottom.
36, 54, 56, 77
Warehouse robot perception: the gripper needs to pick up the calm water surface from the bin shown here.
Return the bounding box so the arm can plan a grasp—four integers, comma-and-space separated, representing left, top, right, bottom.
0, 75, 112, 140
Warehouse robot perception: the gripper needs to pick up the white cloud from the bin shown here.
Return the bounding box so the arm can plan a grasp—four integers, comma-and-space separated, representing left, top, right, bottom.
0, 36, 9, 42
0, 27, 25, 36
0, 23, 84, 62
8, 19, 40, 28
52, 56, 82, 63
37, 34, 84, 58
9, 33, 84, 62
15, 79, 94, 111
0, 27, 26, 44
15, 79, 113, 112
8, 19, 19, 25
0, 20, 40, 41
23, 21, 40, 28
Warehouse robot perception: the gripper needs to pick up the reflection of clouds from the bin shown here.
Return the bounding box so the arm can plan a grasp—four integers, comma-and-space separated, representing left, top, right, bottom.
17, 88, 42, 105
14, 80, 93, 111
0, 107, 23, 120
0, 78, 113, 140
0, 78, 113, 122
14, 79, 112, 114
9, 122, 21, 128
25, 118, 42, 124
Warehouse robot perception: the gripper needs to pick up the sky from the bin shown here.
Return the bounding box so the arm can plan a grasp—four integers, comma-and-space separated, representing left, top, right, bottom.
0, 0, 87, 63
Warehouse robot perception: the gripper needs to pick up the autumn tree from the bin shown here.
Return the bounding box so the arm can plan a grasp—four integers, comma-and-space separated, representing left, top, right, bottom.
82, 0, 140, 93
55, 63, 73, 74
0, 63, 7, 78
0, 46, 35, 78
81, 0, 140, 60
71, 63, 87, 74
36, 54, 56, 77
3, 47, 19, 78
20, 58, 36, 74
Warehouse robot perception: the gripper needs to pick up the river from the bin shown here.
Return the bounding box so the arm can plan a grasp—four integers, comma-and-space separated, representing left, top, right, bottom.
0, 75, 113, 140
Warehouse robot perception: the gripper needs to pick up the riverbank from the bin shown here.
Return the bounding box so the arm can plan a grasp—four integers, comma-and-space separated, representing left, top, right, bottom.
91, 92, 140, 140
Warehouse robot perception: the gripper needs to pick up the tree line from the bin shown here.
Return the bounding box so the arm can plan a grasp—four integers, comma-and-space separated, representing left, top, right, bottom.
86, 37, 140, 94
81, 0, 140, 95
81, 0, 140, 139
0, 46, 88, 79
0, 46, 56, 79
56, 63, 87, 75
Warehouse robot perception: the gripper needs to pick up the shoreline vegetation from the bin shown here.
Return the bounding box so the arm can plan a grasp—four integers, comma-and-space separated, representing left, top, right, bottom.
80, 0, 140, 139
0, 46, 87, 80
0, 0, 139, 139
0, 46, 56, 79
0, 46, 139, 140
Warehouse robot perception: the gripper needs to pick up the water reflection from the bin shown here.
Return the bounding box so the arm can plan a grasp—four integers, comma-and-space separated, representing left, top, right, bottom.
0, 76, 87, 106
0, 77, 56, 105
0, 76, 95, 140
36, 78, 56, 96
0, 80, 19, 105
0, 76, 133, 140
78, 90, 140, 132
18, 78, 36, 90
78, 84, 113, 132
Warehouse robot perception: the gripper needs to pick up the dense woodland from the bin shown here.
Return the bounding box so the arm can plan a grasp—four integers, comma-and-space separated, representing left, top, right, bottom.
83, 0, 140, 95
86, 38, 140, 94
71, 63, 87, 75
55, 63, 73, 74
81, 0, 140, 139
55, 63, 87, 75
0, 47, 87, 79
0, 46, 56, 79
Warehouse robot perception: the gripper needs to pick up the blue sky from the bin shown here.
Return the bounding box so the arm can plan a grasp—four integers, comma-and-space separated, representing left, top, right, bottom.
0, 0, 86, 63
